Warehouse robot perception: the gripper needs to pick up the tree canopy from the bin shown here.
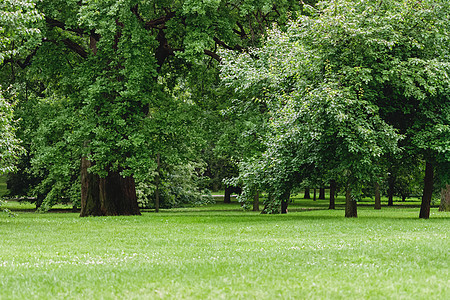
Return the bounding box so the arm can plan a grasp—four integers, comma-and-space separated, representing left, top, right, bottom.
220, 0, 450, 217
1, 0, 449, 218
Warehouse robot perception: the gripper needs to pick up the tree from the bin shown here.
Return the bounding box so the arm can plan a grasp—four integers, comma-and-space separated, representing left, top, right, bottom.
221, 0, 450, 218
2, 0, 306, 215
220, 4, 400, 216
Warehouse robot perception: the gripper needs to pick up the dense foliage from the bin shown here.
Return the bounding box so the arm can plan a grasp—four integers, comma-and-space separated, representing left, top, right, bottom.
221, 0, 450, 216
1, 0, 448, 217
1, 0, 310, 213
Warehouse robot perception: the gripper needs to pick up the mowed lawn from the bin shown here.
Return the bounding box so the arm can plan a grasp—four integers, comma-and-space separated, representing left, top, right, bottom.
0, 201, 448, 299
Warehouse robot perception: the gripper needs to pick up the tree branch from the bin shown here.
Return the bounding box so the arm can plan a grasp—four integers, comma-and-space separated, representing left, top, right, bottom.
61, 38, 88, 58
45, 17, 86, 35
213, 37, 243, 52
204, 50, 221, 62
131, 5, 175, 30
234, 22, 248, 39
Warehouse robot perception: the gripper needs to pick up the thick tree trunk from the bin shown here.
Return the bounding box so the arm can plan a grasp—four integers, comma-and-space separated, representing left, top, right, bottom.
80, 157, 102, 216
329, 180, 336, 210
253, 190, 259, 211
387, 174, 394, 206
374, 182, 381, 210
318, 188, 325, 200
98, 171, 141, 215
345, 187, 357, 218
439, 184, 450, 212
304, 188, 310, 199
313, 188, 317, 201
80, 157, 141, 216
419, 161, 434, 219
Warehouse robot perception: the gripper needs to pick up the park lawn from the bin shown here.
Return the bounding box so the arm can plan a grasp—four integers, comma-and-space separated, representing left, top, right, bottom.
0, 203, 448, 300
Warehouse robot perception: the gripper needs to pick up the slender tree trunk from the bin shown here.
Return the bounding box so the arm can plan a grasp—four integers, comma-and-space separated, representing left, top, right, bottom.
224, 186, 232, 203
80, 157, 141, 216
345, 187, 357, 218
419, 161, 434, 219
281, 190, 290, 214
155, 153, 161, 213
253, 190, 259, 211
35, 194, 44, 210
313, 188, 317, 201
329, 180, 336, 210
304, 188, 310, 199
318, 188, 325, 200
374, 182, 381, 210
281, 200, 288, 214
439, 184, 450, 212
387, 174, 394, 206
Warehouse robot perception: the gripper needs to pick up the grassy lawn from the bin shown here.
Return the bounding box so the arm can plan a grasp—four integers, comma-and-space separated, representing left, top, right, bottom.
1, 201, 448, 299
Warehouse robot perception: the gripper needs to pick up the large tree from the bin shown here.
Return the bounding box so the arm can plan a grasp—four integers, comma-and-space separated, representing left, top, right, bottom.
2, 0, 306, 215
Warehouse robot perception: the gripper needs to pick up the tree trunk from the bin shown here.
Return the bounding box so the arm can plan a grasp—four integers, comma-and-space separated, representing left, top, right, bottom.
439, 184, 450, 212
329, 180, 336, 210
80, 157, 102, 216
345, 187, 357, 218
374, 182, 381, 210
387, 174, 394, 206
224, 186, 232, 203
419, 161, 434, 219
253, 190, 259, 211
80, 157, 141, 217
313, 188, 316, 201
155, 153, 161, 213
35, 194, 44, 210
281, 200, 288, 214
318, 188, 325, 200
98, 171, 141, 215
281, 190, 290, 214
304, 188, 310, 199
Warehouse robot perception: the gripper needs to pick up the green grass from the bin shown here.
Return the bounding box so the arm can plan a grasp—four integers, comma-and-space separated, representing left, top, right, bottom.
0, 202, 448, 299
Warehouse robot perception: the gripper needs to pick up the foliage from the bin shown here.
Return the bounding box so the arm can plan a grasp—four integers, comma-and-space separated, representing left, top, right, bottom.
0, 0, 43, 64
221, 0, 450, 213
136, 161, 213, 209
0, 88, 24, 174
1, 0, 311, 211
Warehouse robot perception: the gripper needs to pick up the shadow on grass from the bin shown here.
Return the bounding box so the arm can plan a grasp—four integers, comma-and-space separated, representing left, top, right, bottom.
4, 200, 448, 222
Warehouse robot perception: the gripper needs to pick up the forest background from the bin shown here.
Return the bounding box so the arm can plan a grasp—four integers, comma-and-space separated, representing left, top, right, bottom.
1, 0, 449, 218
